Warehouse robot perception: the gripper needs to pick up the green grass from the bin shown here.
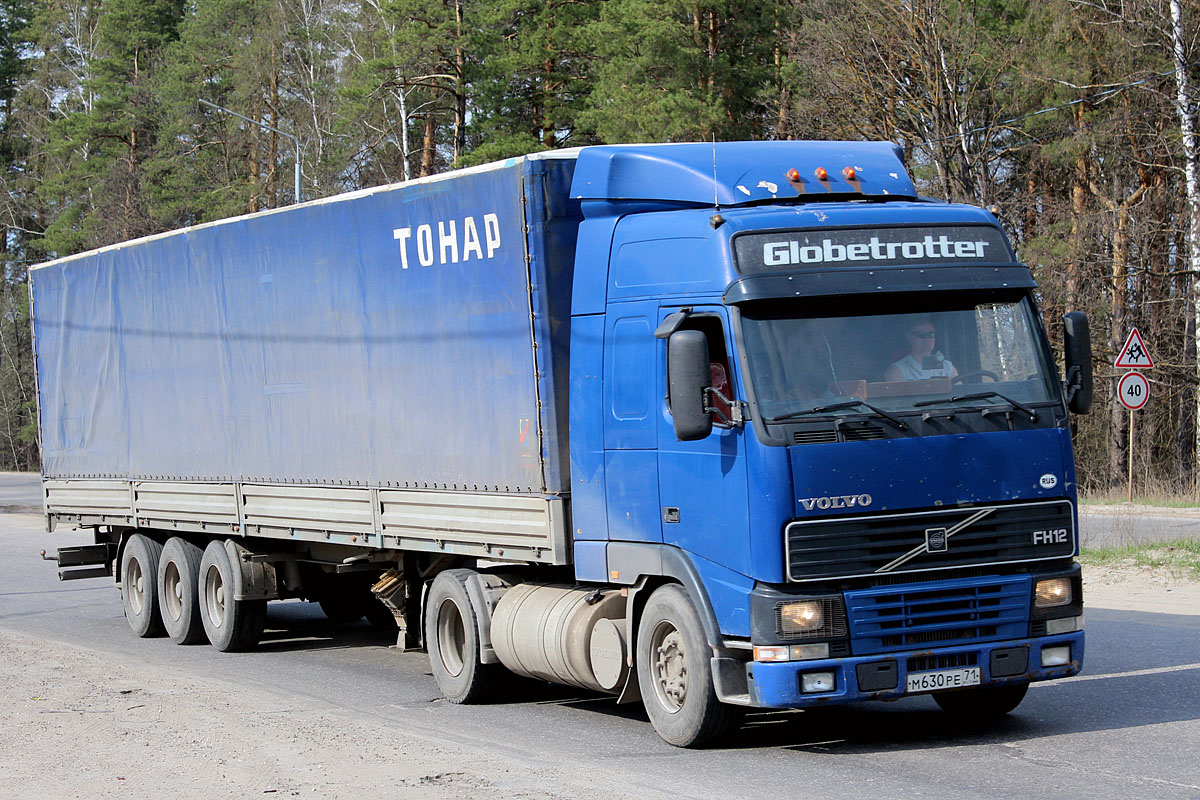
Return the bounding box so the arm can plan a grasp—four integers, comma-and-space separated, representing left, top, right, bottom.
1079, 539, 1200, 581
1079, 495, 1200, 509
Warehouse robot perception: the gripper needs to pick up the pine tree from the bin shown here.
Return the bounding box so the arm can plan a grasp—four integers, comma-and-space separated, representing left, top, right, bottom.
35, 0, 184, 254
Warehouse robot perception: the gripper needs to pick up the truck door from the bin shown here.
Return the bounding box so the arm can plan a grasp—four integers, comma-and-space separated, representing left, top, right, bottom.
657, 307, 751, 575
603, 300, 661, 542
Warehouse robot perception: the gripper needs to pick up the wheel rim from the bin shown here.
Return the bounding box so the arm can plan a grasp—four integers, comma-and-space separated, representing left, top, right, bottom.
203, 564, 225, 629
126, 555, 145, 615
436, 598, 466, 677
650, 620, 687, 714
163, 560, 183, 622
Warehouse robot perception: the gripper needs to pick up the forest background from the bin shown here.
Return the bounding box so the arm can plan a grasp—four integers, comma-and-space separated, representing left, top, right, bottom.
0, 0, 1197, 495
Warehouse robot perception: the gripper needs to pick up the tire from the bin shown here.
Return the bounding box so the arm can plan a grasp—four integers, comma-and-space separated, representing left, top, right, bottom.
636, 584, 742, 748
198, 540, 267, 652
363, 596, 398, 631
934, 682, 1029, 718
316, 572, 396, 630
318, 593, 367, 625
120, 533, 166, 638
157, 537, 208, 645
424, 569, 497, 704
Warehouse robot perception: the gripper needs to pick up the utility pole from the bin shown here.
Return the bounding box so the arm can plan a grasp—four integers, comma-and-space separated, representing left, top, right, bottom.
200, 99, 303, 204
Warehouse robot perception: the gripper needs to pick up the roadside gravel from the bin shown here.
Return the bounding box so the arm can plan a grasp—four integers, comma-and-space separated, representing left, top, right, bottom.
0, 631, 632, 800
1083, 563, 1200, 616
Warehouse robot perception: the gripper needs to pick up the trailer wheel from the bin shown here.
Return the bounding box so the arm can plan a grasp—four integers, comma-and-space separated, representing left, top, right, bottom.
199, 540, 266, 652
933, 682, 1029, 718
317, 573, 396, 630
636, 585, 742, 748
120, 534, 166, 638
157, 537, 207, 645
424, 569, 496, 704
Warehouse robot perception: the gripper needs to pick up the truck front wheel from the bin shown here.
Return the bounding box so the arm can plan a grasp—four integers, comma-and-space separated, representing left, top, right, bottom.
121, 533, 166, 638
636, 585, 742, 747
424, 569, 496, 704
198, 540, 267, 652
933, 682, 1029, 718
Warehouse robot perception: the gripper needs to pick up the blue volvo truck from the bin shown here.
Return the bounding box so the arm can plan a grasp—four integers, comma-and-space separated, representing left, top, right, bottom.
32, 141, 1093, 747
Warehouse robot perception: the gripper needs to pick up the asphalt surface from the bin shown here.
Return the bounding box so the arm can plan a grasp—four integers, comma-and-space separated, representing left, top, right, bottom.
1078, 507, 1200, 548
0, 472, 40, 513
2, 506, 1199, 798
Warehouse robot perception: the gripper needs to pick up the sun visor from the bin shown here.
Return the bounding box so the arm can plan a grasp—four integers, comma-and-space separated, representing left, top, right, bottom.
569, 141, 916, 207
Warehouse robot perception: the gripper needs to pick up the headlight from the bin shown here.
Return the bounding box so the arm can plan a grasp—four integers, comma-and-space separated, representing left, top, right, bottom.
1035, 577, 1073, 608
779, 600, 824, 633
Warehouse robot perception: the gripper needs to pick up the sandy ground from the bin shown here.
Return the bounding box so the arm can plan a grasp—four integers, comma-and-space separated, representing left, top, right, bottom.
1082, 564, 1200, 615
0, 630, 620, 800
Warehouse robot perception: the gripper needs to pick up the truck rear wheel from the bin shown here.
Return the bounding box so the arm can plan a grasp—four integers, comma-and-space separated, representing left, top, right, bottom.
424, 569, 496, 704
933, 682, 1029, 718
636, 585, 742, 748
121, 533, 166, 638
157, 537, 207, 645
198, 540, 267, 652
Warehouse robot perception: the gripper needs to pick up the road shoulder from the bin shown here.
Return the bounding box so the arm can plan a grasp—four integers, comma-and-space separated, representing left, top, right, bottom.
1083, 565, 1200, 615
0, 629, 641, 800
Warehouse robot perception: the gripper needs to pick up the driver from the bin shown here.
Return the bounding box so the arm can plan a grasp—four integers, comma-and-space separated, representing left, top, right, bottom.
885, 316, 958, 381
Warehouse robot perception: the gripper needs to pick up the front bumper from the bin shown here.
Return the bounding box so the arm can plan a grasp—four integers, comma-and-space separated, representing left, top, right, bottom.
746, 631, 1083, 708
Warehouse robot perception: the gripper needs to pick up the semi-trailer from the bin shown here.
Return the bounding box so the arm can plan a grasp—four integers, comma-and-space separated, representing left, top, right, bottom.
32, 141, 1093, 746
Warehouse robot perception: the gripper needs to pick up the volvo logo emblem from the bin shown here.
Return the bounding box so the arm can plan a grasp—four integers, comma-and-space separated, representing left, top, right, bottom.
925, 527, 949, 553
799, 493, 872, 511
876, 508, 996, 573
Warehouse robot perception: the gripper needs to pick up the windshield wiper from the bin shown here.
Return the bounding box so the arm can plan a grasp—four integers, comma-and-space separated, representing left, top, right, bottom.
766, 399, 908, 430
912, 391, 1038, 422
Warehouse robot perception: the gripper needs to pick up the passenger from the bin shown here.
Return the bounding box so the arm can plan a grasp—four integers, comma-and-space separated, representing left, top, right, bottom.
884, 316, 958, 381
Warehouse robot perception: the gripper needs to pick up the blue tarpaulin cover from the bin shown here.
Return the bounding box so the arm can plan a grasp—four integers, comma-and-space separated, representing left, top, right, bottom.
32, 156, 579, 494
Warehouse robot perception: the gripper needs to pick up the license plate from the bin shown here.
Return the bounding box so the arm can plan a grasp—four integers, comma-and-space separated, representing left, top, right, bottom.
906, 666, 981, 694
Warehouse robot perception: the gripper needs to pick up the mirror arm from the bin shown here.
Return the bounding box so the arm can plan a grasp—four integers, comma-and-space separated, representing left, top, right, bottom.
704, 387, 745, 426
1062, 364, 1080, 404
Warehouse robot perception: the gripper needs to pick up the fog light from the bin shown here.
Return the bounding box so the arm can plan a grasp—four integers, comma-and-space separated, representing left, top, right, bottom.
754, 645, 790, 662
1035, 578, 1073, 608
801, 671, 836, 693
1046, 615, 1083, 635
1041, 645, 1071, 667
780, 601, 824, 634
790, 643, 830, 661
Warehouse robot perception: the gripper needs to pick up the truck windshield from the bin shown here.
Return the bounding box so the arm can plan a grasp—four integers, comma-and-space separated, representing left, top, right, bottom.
740, 294, 1059, 421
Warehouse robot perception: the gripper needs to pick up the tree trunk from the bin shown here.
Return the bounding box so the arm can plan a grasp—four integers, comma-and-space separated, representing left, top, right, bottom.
1169, 0, 1200, 476
420, 112, 436, 177
454, 0, 466, 164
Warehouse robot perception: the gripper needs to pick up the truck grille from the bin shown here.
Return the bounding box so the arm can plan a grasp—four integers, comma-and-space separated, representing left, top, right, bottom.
785, 500, 1074, 582
846, 576, 1030, 655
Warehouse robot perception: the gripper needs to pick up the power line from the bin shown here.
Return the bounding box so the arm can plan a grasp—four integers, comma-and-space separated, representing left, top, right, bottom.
917, 59, 1200, 147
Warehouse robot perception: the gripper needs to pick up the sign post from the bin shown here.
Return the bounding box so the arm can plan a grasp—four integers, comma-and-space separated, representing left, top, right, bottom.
1115, 328, 1154, 503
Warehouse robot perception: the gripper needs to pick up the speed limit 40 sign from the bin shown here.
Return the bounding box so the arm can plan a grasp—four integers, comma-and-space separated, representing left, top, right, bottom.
1117, 371, 1149, 411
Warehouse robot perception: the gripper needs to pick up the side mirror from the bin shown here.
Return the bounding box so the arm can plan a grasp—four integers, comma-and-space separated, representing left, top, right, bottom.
668, 330, 714, 441
1063, 311, 1093, 414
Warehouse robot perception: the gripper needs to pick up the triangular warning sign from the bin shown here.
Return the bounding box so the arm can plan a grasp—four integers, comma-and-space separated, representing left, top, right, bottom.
1115, 327, 1154, 369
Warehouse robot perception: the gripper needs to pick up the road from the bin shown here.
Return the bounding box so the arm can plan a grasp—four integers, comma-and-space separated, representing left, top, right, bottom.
2, 508, 1199, 799
0, 471, 40, 512
1079, 504, 1200, 548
